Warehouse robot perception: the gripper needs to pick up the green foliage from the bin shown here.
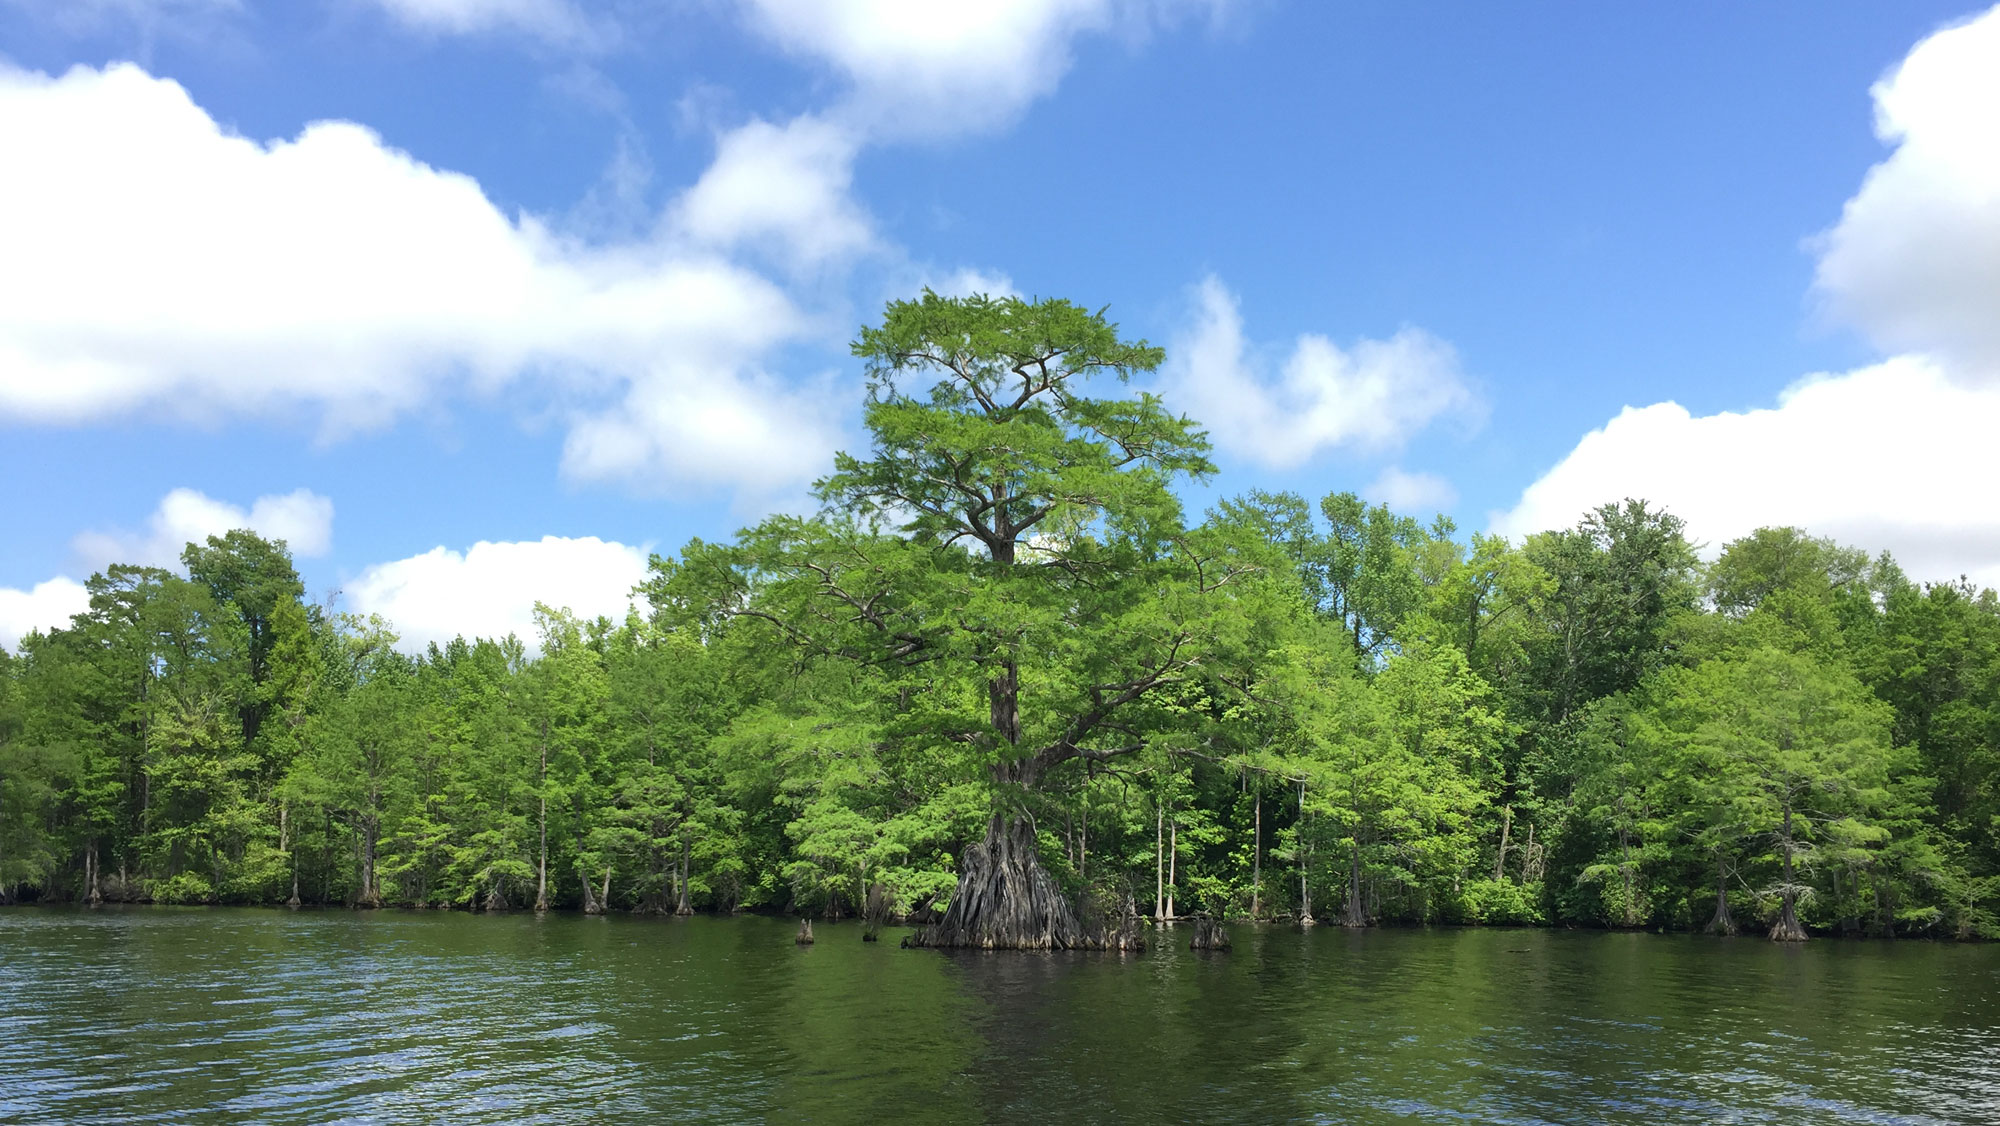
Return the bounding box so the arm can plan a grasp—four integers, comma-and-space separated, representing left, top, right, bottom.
0, 293, 1993, 942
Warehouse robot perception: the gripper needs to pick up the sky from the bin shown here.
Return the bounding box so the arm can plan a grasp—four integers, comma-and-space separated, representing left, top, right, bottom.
3, 0, 1998, 652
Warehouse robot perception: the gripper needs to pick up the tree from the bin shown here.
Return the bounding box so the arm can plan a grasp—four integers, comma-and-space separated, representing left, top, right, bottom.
1708, 526, 1870, 618
1667, 647, 1898, 941
671, 291, 1268, 948
292, 615, 410, 908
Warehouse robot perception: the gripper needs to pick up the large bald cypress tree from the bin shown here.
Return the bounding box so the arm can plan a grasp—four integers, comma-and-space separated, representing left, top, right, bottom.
676, 292, 1273, 947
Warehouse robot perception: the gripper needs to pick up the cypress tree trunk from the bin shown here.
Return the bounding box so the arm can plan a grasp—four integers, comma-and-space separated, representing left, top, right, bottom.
1705, 853, 1736, 935
1341, 839, 1366, 927
85, 840, 102, 907
675, 839, 693, 915
1250, 793, 1262, 919
1298, 779, 1315, 926
356, 820, 381, 909
1155, 807, 1164, 919
906, 811, 1106, 949
535, 723, 549, 913
1492, 806, 1512, 883
907, 653, 1140, 948
1770, 805, 1808, 942
1166, 818, 1177, 922
1078, 794, 1087, 885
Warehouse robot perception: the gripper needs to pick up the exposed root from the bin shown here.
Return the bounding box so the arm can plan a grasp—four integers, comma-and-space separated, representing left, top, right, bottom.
904, 814, 1143, 951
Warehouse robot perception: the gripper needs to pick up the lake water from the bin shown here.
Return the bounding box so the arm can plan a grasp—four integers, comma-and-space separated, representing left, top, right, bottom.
2, 908, 1996, 1124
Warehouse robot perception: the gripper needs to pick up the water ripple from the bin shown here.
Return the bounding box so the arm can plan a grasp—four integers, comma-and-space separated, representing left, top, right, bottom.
2, 909, 1997, 1124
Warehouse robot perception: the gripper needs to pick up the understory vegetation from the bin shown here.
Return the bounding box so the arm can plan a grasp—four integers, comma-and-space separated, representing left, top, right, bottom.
3, 295, 1995, 942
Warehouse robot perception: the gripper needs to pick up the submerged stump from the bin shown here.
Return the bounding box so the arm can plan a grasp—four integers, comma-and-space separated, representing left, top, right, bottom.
796, 918, 815, 945
1189, 917, 1231, 951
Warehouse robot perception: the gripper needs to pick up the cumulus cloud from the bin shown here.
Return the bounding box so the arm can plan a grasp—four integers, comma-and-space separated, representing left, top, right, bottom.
1365, 467, 1458, 514
561, 366, 847, 497
0, 62, 838, 502
0, 577, 91, 652
1499, 8, 2000, 591
343, 535, 652, 652
1491, 359, 2000, 589
737, 0, 1229, 135
1160, 276, 1480, 468
672, 114, 874, 268
71, 487, 335, 573
1812, 5, 2000, 379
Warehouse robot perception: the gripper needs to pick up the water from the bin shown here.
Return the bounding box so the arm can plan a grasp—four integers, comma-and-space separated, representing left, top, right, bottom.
2, 909, 1996, 1124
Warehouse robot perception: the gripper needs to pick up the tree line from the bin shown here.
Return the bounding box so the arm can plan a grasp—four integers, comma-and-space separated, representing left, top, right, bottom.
2, 294, 1995, 942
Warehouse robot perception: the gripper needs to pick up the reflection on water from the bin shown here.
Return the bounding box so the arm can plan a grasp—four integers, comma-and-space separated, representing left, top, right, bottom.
2, 908, 1995, 1124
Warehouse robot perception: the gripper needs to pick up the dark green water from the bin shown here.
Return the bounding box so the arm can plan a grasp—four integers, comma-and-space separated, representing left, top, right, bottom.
2, 909, 1995, 1124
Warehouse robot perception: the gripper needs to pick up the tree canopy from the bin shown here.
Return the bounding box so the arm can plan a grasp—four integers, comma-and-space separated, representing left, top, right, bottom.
2, 292, 1996, 944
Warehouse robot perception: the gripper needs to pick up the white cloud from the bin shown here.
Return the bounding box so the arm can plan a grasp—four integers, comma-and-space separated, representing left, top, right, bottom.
362, 0, 600, 45
672, 114, 874, 268
1499, 8, 2000, 592
1812, 6, 2000, 379
343, 535, 651, 652
1490, 359, 2000, 590
737, 0, 1228, 135
0, 577, 91, 652
1160, 276, 1480, 468
561, 365, 847, 497
0, 62, 837, 502
1365, 467, 1457, 514
71, 487, 335, 574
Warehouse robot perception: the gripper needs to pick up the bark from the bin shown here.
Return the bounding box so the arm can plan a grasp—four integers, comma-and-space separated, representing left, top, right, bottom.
905, 812, 1137, 950
1770, 804, 1808, 942
1250, 793, 1262, 919
535, 721, 549, 913
1705, 853, 1737, 936
1078, 794, 1088, 886
1340, 840, 1366, 927
675, 839, 694, 915
279, 804, 302, 909
863, 880, 889, 941
1615, 818, 1637, 928
1492, 806, 1513, 883
1298, 779, 1315, 927
1154, 807, 1165, 920
1166, 818, 1178, 921
601, 865, 613, 914
356, 821, 382, 909
85, 841, 102, 907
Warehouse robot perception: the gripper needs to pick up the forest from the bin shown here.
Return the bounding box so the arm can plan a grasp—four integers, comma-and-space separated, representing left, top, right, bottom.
1, 294, 1995, 943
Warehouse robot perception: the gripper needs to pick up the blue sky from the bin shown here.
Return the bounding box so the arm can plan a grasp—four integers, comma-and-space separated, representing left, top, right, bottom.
4, 0, 1998, 650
